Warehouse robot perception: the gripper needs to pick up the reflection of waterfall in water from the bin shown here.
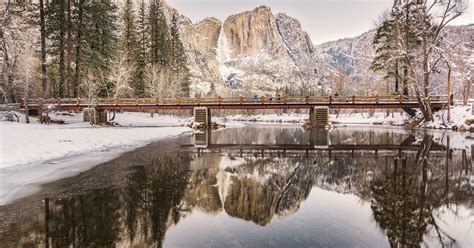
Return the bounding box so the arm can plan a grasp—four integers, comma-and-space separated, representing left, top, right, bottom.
216, 171, 232, 210
216, 155, 246, 209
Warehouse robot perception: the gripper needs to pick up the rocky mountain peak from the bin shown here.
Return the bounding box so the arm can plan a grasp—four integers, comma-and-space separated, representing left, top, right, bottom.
223, 5, 286, 58
174, 3, 322, 95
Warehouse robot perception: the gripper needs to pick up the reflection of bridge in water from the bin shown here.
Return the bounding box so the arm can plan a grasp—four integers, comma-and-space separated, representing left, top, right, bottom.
187, 129, 447, 158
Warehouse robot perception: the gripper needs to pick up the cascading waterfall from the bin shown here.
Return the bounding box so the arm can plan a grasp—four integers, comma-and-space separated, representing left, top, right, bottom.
216, 24, 233, 81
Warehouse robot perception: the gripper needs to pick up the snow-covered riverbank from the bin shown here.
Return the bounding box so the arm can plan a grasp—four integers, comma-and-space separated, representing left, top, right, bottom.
0, 113, 192, 169
0, 112, 193, 204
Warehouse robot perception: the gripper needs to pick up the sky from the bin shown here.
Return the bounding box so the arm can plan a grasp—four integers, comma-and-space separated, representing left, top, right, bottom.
167, 0, 474, 44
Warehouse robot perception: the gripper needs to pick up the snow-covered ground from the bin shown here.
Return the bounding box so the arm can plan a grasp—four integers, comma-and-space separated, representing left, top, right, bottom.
0, 112, 192, 169
0, 112, 193, 204
420, 104, 474, 130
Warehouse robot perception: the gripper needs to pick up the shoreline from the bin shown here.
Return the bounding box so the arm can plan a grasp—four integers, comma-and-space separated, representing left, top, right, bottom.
0, 131, 192, 206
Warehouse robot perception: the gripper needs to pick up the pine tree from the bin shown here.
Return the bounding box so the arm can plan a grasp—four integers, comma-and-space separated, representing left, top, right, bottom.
170, 14, 190, 96
39, 0, 48, 98
65, 0, 72, 97
45, 0, 67, 97
149, 0, 170, 66
134, 0, 149, 97
372, 15, 400, 93
121, 0, 138, 63
120, 0, 145, 96
372, 1, 420, 96
73, 0, 84, 97
79, 0, 119, 97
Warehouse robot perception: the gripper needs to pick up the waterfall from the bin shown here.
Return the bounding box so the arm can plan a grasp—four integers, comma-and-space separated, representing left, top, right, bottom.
216, 24, 232, 81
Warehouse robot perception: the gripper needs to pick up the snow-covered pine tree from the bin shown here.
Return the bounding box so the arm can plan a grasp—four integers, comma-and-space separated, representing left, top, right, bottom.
80, 0, 119, 97
372, 1, 420, 96
134, 0, 149, 97
121, 0, 138, 64
45, 0, 67, 98
149, 0, 170, 67
39, 0, 48, 98
120, 0, 144, 97
170, 14, 190, 97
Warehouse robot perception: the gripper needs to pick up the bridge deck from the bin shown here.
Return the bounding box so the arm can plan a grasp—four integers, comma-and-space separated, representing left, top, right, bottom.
27, 96, 448, 111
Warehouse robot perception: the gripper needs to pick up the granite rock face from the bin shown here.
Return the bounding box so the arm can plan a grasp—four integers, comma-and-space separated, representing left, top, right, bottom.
176, 5, 322, 95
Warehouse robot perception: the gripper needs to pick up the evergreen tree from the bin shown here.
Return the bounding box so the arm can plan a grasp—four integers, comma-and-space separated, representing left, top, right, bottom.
73, 0, 84, 97
371, 1, 420, 96
39, 0, 48, 98
45, 0, 67, 97
65, 0, 73, 97
120, 0, 145, 96
134, 0, 149, 97
372, 14, 400, 93
121, 0, 138, 63
81, 0, 119, 97
170, 14, 190, 96
149, 0, 170, 66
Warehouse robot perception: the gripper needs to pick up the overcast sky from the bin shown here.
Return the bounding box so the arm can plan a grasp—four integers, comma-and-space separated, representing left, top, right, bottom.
167, 0, 474, 44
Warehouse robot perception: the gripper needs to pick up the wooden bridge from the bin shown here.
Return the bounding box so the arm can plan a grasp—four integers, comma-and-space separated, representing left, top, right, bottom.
27, 95, 447, 111
26, 95, 448, 126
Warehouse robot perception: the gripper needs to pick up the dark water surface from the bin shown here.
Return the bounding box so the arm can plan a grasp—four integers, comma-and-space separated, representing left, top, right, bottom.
0, 126, 473, 247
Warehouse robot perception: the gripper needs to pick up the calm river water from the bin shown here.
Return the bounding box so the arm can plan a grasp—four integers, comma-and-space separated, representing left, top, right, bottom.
0, 126, 473, 247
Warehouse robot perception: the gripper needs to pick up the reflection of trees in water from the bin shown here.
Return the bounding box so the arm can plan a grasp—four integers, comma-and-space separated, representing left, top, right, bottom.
212, 126, 421, 147
369, 136, 472, 247
41, 153, 192, 247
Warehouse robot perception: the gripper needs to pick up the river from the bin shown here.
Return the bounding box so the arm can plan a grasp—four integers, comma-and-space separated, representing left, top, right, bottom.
0, 125, 473, 247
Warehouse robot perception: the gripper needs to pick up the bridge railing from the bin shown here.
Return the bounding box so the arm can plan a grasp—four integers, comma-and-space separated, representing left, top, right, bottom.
26, 95, 448, 107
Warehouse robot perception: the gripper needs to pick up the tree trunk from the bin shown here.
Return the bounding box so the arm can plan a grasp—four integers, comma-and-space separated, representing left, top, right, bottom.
463, 77, 472, 106
73, 0, 83, 98
66, 0, 72, 97
24, 93, 30, 124
39, 0, 48, 98
446, 61, 452, 122
403, 66, 409, 96
58, 0, 66, 98
395, 59, 399, 93
421, 36, 433, 121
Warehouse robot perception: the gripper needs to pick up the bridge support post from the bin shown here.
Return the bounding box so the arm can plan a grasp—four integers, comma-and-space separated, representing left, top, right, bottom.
83, 108, 108, 125
194, 107, 211, 128
310, 107, 329, 128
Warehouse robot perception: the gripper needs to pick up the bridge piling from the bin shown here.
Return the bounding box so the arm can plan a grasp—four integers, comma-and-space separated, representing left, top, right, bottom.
194, 107, 211, 128
83, 108, 107, 125
310, 107, 330, 128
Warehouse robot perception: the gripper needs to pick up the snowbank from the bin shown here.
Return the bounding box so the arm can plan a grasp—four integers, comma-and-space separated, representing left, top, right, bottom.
420, 105, 474, 131
0, 113, 192, 169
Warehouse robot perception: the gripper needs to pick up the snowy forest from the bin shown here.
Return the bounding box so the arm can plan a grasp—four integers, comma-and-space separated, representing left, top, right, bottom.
371, 0, 471, 120
1, 0, 190, 104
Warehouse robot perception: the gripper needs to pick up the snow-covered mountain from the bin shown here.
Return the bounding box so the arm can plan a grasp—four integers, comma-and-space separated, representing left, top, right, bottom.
317, 25, 474, 96
176, 6, 323, 96
167, 2, 472, 97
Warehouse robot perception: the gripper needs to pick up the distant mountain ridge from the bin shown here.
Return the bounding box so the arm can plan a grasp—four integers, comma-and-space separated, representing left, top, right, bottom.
164, 1, 473, 97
